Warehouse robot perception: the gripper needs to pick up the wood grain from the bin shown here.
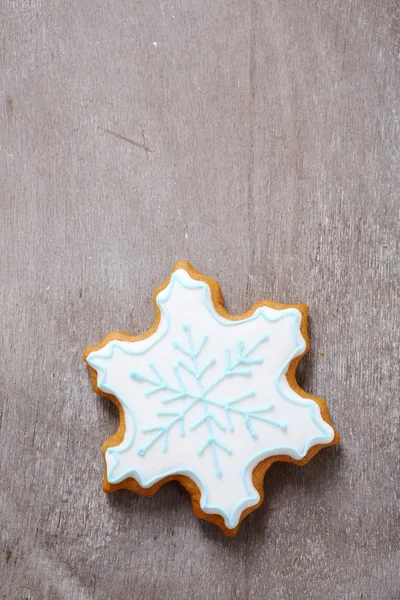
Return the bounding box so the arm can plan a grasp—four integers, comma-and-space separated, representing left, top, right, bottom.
1, 1, 399, 599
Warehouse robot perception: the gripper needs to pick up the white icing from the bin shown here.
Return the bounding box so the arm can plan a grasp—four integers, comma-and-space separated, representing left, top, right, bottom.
87, 268, 334, 528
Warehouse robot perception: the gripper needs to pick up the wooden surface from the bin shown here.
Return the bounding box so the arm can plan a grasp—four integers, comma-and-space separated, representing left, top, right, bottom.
1, 1, 399, 599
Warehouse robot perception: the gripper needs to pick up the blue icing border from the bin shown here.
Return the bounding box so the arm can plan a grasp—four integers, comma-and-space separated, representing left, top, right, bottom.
87, 270, 334, 528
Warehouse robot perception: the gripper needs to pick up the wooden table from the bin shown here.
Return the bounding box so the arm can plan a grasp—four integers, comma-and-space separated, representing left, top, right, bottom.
1, 1, 399, 598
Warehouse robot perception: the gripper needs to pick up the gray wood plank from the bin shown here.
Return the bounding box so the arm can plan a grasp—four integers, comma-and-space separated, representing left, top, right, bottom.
1, 1, 399, 599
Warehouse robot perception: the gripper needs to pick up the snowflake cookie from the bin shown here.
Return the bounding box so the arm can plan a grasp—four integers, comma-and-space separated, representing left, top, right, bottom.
83, 261, 339, 535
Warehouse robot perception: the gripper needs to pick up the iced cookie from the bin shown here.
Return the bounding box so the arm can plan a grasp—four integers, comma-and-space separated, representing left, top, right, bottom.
83, 261, 339, 535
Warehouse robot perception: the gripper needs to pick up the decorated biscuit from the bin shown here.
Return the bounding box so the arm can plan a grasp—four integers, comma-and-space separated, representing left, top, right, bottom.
83, 261, 339, 535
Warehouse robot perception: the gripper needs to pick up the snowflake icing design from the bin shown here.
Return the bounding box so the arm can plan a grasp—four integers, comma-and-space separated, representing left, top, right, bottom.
85, 266, 336, 531
132, 325, 286, 477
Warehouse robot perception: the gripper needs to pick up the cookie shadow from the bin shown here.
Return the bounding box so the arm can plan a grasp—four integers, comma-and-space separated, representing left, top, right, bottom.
103, 442, 341, 548
199, 442, 342, 545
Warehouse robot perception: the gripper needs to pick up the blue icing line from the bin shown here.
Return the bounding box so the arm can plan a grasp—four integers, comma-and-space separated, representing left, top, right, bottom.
87, 270, 334, 528
132, 324, 273, 478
